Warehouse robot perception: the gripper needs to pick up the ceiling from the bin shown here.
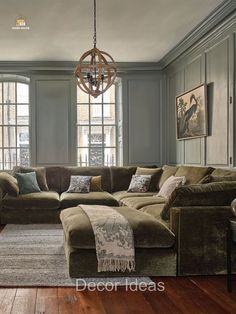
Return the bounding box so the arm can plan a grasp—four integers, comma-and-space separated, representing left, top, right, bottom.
0, 0, 224, 62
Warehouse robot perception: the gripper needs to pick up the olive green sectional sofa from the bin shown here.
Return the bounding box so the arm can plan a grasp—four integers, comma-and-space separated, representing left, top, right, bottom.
0, 164, 236, 276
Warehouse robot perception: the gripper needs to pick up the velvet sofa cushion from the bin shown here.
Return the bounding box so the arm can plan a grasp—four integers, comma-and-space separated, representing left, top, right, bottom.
211, 168, 236, 177
161, 181, 236, 220
2, 191, 60, 210
135, 167, 163, 191
45, 167, 62, 193
112, 191, 156, 202
60, 167, 111, 193
0, 172, 19, 196
201, 175, 236, 184
121, 196, 166, 209
110, 166, 137, 192
174, 165, 214, 185
13, 166, 49, 191
159, 165, 179, 188
60, 206, 175, 249
60, 191, 119, 209
139, 204, 169, 227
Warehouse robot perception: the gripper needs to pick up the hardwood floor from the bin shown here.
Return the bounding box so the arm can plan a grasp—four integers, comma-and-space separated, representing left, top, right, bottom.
0, 225, 236, 314
0, 277, 236, 314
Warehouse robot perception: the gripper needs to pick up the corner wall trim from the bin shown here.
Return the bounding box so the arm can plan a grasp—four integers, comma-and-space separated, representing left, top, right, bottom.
160, 0, 236, 68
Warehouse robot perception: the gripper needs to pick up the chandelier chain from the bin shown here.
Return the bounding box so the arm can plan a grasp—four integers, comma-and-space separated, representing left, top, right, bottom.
93, 0, 97, 48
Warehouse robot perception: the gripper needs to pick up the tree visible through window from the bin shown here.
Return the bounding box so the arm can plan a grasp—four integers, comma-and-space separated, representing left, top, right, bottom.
0, 79, 30, 170
77, 85, 117, 166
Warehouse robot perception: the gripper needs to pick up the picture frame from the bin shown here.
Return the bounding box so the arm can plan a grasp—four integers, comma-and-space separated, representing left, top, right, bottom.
176, 84, 207, 140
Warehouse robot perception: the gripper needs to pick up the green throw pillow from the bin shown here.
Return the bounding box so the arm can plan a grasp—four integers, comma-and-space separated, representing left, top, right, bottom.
15, 172, 41, 195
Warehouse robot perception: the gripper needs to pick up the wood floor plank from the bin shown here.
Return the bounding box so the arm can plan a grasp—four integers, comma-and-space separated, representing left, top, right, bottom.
117, 290, 157, 314
58, 288, 83, 314
143, 290, 183, 314
35, 289, 59, 314
190, 276, 236, 312
0, 289, 16, 314
11, 288, 37, 314
37, 288, 58, 298
98, 290, 130, 314
77, 290, 106, 314
161, 277, 228, 314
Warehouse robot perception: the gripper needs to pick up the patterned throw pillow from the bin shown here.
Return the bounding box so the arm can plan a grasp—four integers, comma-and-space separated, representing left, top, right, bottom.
128, 175, 152, 193
67, 176, 92, 193
157, 175, 186, 199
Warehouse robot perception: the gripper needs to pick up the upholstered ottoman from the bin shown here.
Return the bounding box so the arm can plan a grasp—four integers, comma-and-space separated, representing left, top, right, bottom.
60, 206, 176, 277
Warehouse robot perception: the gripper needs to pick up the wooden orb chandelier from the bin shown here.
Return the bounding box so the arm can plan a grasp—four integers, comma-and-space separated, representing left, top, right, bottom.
75, 0, 117, 98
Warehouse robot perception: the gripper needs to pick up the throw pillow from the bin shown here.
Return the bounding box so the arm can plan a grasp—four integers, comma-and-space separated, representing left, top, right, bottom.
90, 176, 103, 192
67, 176, 92, 193
157, 175, 186, 199
174, 165, 214, 185
128, 175, 152, 193
135, 167, 163, 191
13, 166, 49, 191
159, 165, 179, 188
15, 172, 41, 195
0, 172, 19, 196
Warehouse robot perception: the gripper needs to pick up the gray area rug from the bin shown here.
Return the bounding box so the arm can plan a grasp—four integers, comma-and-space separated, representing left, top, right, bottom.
0, 224, 154, 287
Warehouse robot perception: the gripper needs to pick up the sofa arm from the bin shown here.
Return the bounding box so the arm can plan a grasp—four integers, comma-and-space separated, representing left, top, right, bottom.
170, 206, 233, 276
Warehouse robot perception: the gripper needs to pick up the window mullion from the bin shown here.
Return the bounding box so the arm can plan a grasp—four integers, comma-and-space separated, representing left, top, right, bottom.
102, 88, 105, 166
88, 95, 91, 167
15, 83, 17, 166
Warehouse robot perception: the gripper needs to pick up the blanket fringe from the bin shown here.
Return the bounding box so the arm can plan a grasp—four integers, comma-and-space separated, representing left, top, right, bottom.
98, 259, 135, 272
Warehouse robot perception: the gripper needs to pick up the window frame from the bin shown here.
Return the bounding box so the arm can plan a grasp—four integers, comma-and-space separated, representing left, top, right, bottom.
0, 75, 30, 170
76, 84, 118, 167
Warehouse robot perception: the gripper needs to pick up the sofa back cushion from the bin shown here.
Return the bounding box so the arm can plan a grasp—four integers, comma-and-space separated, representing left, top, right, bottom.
45, 167, 62, 193
174, 165, 214, 185
135, 167, 163, 191
13, 166, 49, 191
110, 166, 137, 192
212, 168, 236, 177
161, 181, 236, 220
60, 167, 111, 193
159, 165, 179, 188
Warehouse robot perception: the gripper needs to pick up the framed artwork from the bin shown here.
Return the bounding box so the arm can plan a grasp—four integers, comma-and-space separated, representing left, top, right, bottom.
176, 84, 207, 140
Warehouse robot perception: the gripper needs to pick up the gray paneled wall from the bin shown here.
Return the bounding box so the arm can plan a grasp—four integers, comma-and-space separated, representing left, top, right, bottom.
121, 73, 164, 166
30, 73, 163, 167
31, 76, 77, 166
165, 21, 236, 168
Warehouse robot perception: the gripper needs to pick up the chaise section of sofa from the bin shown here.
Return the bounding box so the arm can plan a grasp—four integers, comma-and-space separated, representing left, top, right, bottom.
170, 205, 236, 275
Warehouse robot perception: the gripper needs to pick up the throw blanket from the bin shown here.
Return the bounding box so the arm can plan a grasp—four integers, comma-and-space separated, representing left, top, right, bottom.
79, 204, 135, 272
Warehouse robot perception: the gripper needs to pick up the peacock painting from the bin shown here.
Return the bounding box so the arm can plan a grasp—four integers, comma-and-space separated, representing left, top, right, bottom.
176, 84, 207, 139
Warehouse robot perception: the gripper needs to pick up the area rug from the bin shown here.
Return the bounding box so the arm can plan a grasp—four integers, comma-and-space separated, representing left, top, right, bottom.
0, 224, 154, 287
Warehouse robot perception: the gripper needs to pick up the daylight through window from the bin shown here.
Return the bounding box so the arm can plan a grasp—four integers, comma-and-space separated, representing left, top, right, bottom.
77, 85, 117, 166
0, 81, 30, 170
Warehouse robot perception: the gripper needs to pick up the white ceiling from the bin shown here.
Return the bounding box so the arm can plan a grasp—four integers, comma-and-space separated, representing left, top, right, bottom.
0, 0, 224, 62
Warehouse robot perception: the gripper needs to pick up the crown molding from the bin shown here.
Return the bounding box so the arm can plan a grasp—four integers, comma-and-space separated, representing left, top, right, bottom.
159, 0, 236, 69
0, 1, 234, 73
0, 61, 162, 74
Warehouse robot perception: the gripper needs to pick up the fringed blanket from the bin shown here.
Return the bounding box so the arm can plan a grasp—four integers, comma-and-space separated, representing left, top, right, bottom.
79, 205, 135, 272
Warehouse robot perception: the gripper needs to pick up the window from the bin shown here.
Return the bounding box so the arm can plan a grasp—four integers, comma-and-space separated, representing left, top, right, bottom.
77, 85, 117, 166
0, 78, 30, 170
